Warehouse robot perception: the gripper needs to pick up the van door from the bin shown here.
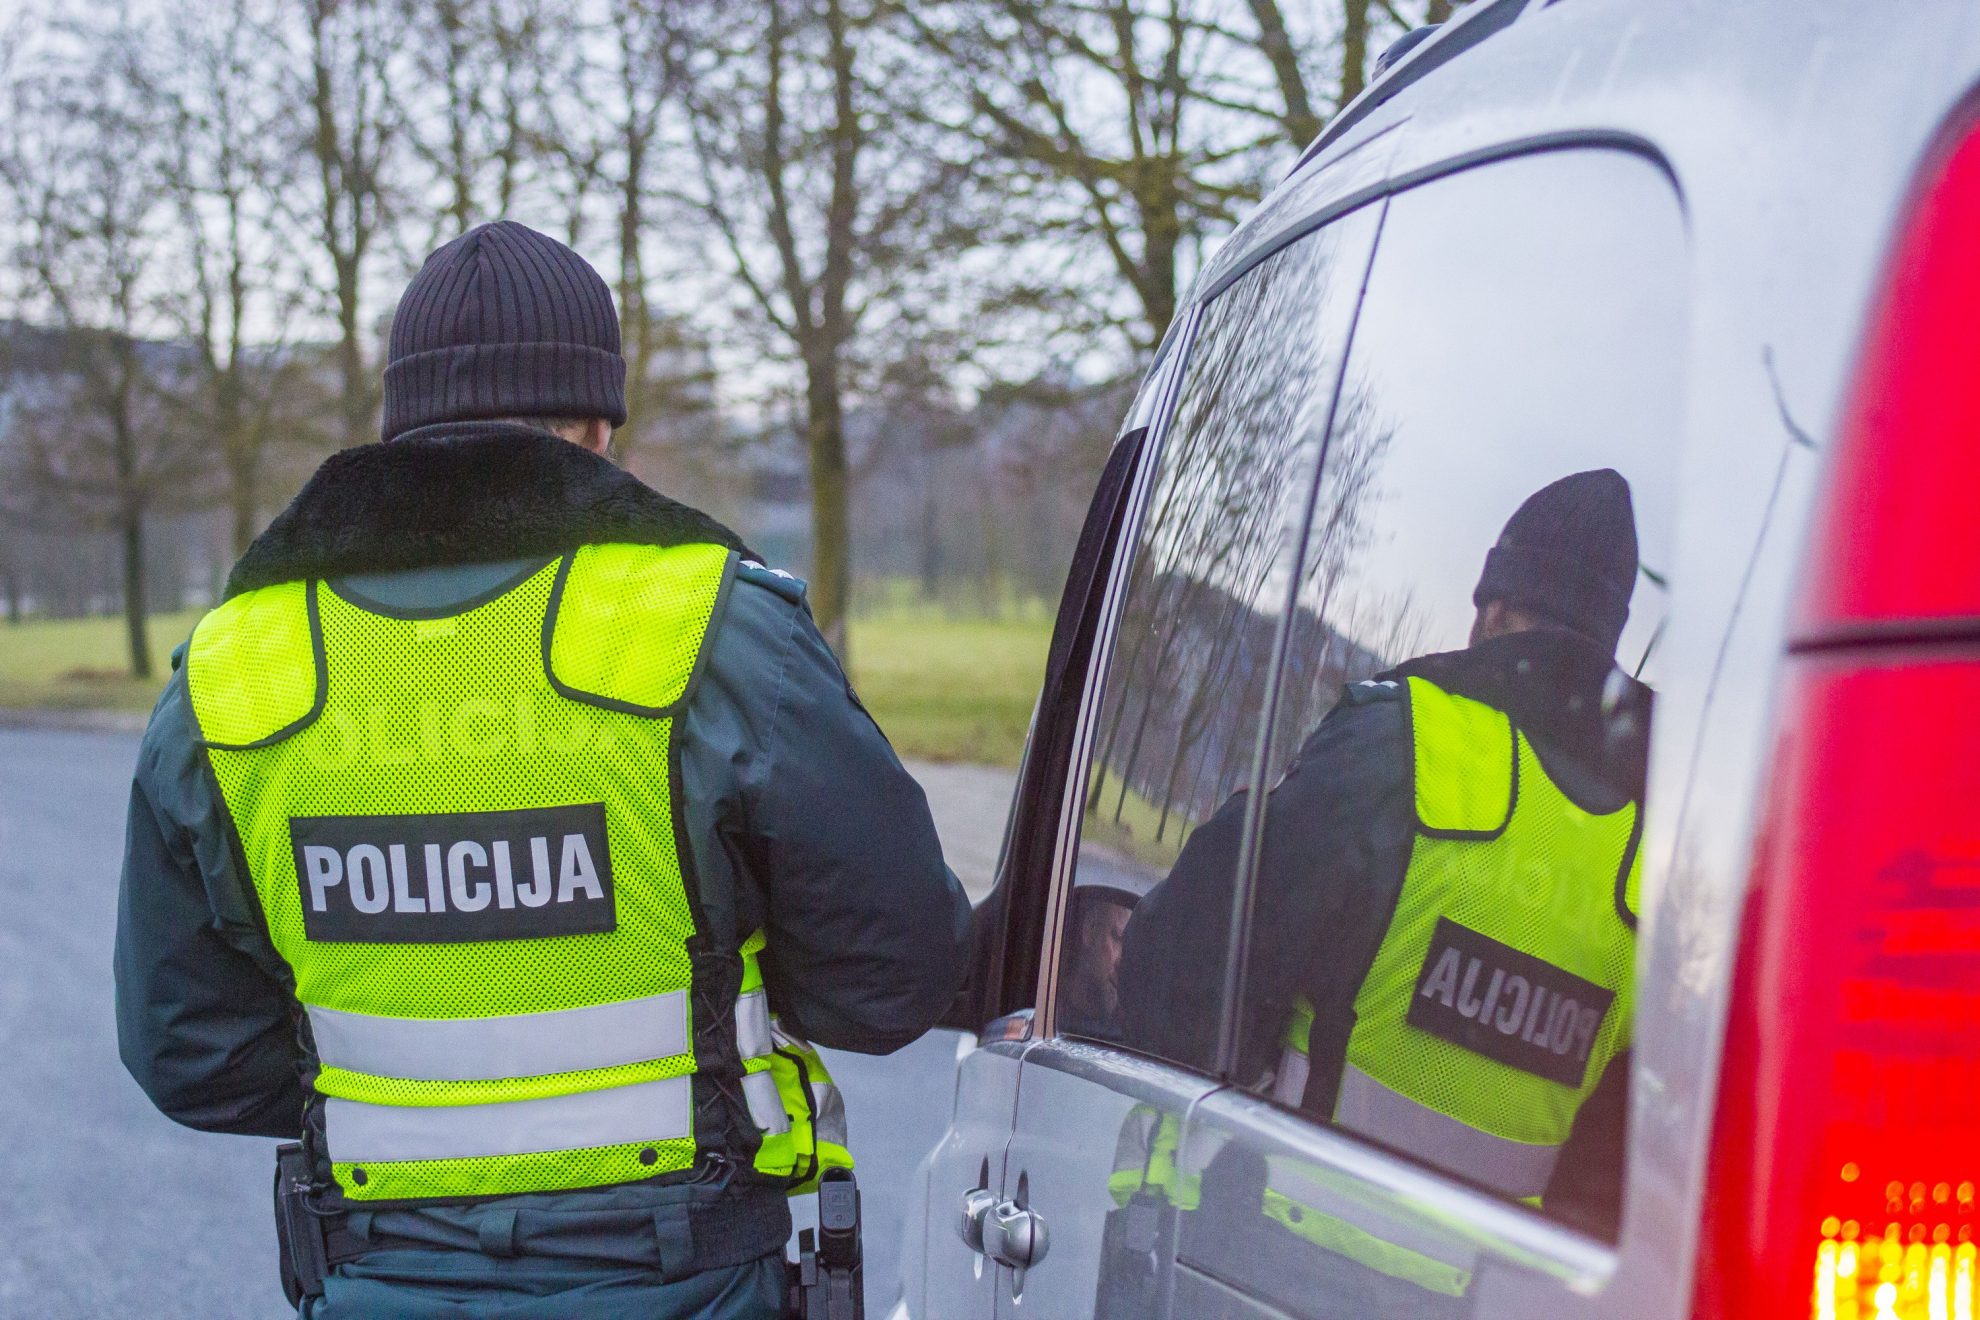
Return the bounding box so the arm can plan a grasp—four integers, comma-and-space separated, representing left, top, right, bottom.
902, 350, 1180, 1320
1175, 146, 1690, 1318
990, 200, 1385, 1319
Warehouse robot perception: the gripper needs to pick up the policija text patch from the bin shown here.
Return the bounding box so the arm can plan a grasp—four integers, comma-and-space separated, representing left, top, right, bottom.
1406, 918, 1613, 1088
290, 804, 616, 943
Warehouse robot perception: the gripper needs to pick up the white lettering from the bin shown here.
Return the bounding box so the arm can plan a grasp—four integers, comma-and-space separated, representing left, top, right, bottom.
1572, 1006, 1603, 1062
447, 840, 491, 912
388, 843, 424, 913
1420, 948, 1462, 1007
1549, 998, 1580, 1055
1455, 958, 1485, 1019
557, 833, 605, 903
302, 846, 343, 912
521, 837, 553, 908
491, 840, 517, 909
1477, 968, 1506, 1023
1522, 986, 1551, 1043
422, 843, 448, 913
1494, 976, 1530, 1033
347, 844, 390, 914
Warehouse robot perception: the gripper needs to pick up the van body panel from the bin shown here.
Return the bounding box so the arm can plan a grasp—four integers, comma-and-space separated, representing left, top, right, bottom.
905, 3, 1980, 1317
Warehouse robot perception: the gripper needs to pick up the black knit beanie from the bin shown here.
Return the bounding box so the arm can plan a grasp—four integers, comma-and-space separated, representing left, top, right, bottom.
381, 221, 627, 442
1472, 468, 1639, 653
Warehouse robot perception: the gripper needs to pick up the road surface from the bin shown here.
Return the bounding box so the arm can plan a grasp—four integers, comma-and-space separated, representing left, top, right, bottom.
0, 726, 1012, 1317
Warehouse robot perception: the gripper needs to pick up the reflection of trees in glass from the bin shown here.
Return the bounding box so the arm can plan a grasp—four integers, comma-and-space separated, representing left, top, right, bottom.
1082, 234, 1376, 868
1264, 376, 1414, 765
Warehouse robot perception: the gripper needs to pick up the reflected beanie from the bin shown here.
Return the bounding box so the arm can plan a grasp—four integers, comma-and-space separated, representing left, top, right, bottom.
1472, 468, 1639, 653
381, 221, 627, 441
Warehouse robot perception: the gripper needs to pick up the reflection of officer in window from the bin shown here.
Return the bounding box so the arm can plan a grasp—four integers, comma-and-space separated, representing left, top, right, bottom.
1120, 469, 1650, 1239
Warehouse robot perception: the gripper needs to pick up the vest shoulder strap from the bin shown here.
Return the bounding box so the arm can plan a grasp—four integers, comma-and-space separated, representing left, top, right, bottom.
186, 580, 325, 749
1405, 676, 1516, 838
544, 542, 736, 717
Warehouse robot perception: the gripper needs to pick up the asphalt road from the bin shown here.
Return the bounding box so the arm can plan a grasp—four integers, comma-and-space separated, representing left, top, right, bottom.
0, 726, 1009, 1318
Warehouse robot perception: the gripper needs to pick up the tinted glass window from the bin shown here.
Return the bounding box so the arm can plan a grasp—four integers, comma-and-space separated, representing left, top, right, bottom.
1057, 204, 1381, 1072
1232, 149, 1685, 1240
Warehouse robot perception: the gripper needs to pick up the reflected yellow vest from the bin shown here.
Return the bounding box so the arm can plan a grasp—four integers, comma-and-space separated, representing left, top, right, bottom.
1280, 676, 1640, 1202
187, 542, 832, 1203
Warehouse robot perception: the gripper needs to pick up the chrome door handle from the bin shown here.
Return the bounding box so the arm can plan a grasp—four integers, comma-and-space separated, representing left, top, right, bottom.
958, 1187, 999, 1254
988, 1199, 1050, 1269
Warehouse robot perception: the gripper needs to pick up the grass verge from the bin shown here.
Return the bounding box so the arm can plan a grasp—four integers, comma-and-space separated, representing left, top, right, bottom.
0, 609, 201, 715
0, 603, 1052, 765
848, 608, 1051, 767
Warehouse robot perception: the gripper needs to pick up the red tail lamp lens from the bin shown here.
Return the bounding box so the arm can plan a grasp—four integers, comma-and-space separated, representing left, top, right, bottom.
1699, 107, 1980, 1320
1795, 117, 1980, 639
1699, 658, 1980, 1320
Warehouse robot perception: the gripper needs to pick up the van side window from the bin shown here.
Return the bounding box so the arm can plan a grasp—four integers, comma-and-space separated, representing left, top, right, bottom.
1056, 203, 1381, 1075
1224, 149, 1686, 1240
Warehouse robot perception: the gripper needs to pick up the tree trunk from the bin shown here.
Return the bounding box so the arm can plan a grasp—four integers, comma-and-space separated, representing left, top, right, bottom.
1342, 0, 1372, 106
1246, 0, 1323, 145
337, 253, 369, 447
1426, 0, 1454, 23
231, 453, 260, 558
919, 442, 942, 601
804, 351, 851, 657
122, 508, 152, 679
1139, 210, 1180, 348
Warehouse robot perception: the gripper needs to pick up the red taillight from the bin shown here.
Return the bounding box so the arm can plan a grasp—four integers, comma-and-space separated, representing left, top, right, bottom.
1699, 658, 1980, 1319
1795, 111, 1980, 639
1698, 106, 1980, 1320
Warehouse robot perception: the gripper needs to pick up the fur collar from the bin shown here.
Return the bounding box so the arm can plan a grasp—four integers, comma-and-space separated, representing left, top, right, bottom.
226, 422, 753, 598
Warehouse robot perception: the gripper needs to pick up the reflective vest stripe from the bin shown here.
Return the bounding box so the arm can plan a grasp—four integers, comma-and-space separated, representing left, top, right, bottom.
1273, 1048, 1311, 1108
324, 1076, 692, 1164
1334, 1065, 1560, 1199
1263, 1159, 1476, 1295
1262, 1189, 1472, 1298
307, 991, 689, 1082
810, 1079, 847, 1148
742, 1070, 790, 1135
735, 989, 772, 1061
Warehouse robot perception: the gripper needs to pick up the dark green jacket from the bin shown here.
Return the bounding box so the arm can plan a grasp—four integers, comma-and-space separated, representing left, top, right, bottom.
113, 423, 970, 1304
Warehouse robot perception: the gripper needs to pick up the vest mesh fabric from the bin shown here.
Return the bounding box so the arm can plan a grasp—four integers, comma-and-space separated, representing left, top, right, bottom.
186, 580, 319, 746
1344, 678, 1639, 1150
190, 542, 733, 1201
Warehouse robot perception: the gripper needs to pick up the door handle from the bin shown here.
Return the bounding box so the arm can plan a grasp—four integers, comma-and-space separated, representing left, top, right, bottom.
958, 1187, 999, 1254
987, 1199, 1050, 1269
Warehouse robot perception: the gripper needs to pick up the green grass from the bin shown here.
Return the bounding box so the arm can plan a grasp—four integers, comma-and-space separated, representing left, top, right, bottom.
1078, 765, 1201, 872
848, 607, 1052, 766
0, 609, 200, 714
0, 603, 1053, 765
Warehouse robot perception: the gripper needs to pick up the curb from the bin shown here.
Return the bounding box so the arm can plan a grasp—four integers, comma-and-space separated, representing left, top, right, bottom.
0, 707, 148, 735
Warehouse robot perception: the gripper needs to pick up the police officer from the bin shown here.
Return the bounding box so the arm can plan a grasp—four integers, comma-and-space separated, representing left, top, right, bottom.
1120, 469, 1648, 1246
113, 221, 971, 1317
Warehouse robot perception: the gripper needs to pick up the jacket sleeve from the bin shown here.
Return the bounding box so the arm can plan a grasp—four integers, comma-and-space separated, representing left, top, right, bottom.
113, 666, 304, 1137
1119, 692, 1414, 1085
738, 588, 972, 1055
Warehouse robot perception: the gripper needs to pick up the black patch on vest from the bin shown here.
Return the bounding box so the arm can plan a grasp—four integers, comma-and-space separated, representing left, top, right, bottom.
1405, 917, 1613, 1088
290, 803, 616, 943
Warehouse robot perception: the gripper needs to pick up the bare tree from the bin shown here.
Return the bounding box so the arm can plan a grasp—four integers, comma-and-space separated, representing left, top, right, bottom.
678, 0, 975, 650
0, 21, 208, 676
909, 1, 1317, 353
289, 0, 403, 448
400, 0, 560, 241
158, 0, 328, 556
912, 0, 1449, 353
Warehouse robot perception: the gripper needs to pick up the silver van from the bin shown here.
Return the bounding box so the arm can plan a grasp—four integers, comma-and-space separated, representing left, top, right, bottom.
891, 0, 1980, 1317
